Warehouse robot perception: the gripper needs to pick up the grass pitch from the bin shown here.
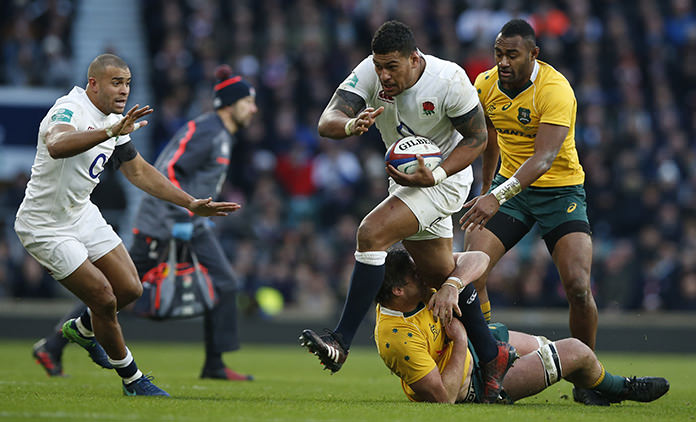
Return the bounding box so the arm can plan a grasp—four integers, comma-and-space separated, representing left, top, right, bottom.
1, 340, 694, 421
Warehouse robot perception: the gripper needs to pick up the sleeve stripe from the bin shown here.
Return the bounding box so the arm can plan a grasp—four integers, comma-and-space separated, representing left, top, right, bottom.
166, 120, 197, 190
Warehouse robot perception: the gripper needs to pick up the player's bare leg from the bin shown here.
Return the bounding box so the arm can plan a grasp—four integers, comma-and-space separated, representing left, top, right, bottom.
60, 243, 168, 396
503, 336, 668, 404
403, 237, 454, 288
552, 232, 597, 350
59, 257, 130, 360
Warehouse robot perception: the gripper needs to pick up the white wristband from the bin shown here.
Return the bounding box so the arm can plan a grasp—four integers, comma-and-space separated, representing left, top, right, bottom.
446, 276, 464, 289
491, 176, 522, 205
432, 166, 447, 185
344, 118, 356, 136
442, 282, 464, 294
105, 126, 114, 138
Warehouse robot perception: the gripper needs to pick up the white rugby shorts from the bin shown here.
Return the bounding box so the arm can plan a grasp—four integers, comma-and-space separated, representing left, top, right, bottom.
389, 166, 473, 240
14, 202, 122, 280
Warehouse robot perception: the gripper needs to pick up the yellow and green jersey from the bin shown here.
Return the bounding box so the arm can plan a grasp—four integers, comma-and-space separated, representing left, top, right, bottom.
374, 302, 473, 401
475, 60, 585, 187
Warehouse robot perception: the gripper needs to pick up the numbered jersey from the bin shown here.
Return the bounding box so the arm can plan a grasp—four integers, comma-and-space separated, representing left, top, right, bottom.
16, 86, 130, 226
339, 53, 479, 160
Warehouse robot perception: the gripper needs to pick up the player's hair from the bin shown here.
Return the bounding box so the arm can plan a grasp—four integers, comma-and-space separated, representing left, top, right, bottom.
499, 19, 536, 47
371, 20, 416, 57
87, 54, 128, 78
375, 247, 415, 305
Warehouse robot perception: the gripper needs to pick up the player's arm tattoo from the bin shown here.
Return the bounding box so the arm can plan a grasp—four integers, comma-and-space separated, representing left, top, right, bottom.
328, 89, 366, 118
450, 103, 487, 148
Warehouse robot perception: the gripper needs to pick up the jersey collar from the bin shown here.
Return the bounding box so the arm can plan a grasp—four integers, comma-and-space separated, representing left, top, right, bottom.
497, 60, 539, 100
76, 86, 109, 117
379, 302, 425, 317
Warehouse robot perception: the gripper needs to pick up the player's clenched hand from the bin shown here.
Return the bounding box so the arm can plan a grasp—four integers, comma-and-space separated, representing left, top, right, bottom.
109, 104, 153, 136
348, 106, 384, 136
459, 193, 499, 231
187, 197, 241, 217
427, 284, 461, 327
386, 154, 435, 187
444, 317, 467, 343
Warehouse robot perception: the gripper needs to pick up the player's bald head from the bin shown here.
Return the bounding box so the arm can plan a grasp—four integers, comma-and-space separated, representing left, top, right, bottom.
88, 54, 129, 78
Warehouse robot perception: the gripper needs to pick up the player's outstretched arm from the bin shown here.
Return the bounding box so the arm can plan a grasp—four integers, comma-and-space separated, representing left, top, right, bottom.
459, 122, 567, 231
45, 105, 152, 159
428, 251, 490, 325
119, 154, 240, 216
317, 89, 382, 139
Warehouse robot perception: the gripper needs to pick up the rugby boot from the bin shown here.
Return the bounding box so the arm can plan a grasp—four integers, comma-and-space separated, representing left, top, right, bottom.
122, 375, 170, 397
32, 338, 64, 377
480, 341, 518, 403
200, 366, 254, 381
299, 329, 348, 373
601, 377, 670, 403
573, 387, 610, 406
61, 318, 113, 369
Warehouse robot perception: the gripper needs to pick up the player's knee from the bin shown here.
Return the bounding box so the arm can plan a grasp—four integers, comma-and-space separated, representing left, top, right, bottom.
120, 278, 143, 305
356, 220, 386, 250
567, 338, 594, 365
564, 277, 592, 305
88, 290, 118, 317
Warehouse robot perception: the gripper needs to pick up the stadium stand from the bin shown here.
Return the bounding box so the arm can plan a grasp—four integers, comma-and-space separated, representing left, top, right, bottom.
1, 0, 695, 323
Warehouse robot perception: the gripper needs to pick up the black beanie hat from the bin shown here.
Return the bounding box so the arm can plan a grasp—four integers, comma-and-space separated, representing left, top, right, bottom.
213, 65, 255, 109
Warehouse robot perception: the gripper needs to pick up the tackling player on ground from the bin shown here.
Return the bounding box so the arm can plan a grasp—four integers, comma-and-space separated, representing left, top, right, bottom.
375, 248, 669, 405
15, 54, 240, 396
300, 20, 515, 403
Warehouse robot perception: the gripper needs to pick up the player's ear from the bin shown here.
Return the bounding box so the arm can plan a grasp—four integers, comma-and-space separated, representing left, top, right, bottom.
87, 76, 98, 91
530, 46, 540, 61
409, 50, 420, 67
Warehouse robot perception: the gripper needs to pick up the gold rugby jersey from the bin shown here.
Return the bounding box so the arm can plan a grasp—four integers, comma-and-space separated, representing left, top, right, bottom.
374, 303, 472, 401
475, 60, 585, 187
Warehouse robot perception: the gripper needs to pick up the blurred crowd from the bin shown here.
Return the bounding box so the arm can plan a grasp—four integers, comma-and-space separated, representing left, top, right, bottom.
1, 0, 696, 316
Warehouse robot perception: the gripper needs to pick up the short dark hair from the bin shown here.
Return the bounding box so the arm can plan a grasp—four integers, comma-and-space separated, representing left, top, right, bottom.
88, 54, 128, 78
375, 247, 415, 305
371, 20, 416, 56
499, 19, 536, 47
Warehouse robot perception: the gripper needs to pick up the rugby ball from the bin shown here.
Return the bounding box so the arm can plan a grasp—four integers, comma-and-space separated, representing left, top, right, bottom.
385, 136, 442, 174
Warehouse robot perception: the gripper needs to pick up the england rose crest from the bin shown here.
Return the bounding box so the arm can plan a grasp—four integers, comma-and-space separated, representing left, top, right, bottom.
422, 101, 435, 116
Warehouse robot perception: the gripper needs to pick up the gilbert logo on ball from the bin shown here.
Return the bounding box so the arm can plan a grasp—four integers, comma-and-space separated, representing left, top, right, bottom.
385, 136, 442, 174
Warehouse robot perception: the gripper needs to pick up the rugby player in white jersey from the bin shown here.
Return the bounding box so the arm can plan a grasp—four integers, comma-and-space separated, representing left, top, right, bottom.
299, 21, 515, 402
14, 54, 240, 397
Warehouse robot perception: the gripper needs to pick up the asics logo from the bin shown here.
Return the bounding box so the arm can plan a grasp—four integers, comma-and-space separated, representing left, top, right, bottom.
567, 202, 577, 213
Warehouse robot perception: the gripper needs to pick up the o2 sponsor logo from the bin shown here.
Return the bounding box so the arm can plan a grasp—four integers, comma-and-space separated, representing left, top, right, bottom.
89, 153, 107, 178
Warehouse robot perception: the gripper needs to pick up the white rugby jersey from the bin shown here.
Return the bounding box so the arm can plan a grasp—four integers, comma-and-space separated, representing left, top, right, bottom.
16, 86, 131, 226
339, 53, 479, 159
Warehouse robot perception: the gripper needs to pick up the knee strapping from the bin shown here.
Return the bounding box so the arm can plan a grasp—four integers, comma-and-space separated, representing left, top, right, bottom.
536, 342, 562, 387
